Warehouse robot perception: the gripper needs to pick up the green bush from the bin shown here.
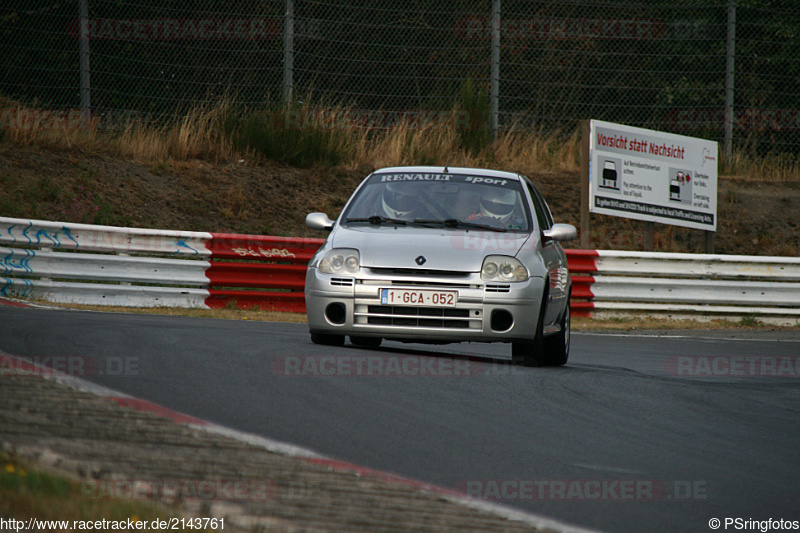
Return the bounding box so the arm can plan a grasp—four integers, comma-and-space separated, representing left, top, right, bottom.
222, 102, 352, 168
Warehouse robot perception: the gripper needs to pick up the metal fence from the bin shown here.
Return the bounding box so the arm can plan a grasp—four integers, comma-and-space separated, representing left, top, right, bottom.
3, 1, 800, 155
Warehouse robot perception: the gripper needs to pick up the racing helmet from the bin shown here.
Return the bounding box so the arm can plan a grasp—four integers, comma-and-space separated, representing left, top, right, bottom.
381, 182, 417, 218
479, 187, 517, 223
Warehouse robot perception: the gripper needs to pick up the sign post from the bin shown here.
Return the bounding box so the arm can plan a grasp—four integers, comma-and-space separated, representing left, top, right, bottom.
580, 120, 591, 248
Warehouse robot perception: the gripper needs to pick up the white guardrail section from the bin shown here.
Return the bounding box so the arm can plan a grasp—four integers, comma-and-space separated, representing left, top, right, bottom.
587, 250, 800, 324
0, 217, 212, 307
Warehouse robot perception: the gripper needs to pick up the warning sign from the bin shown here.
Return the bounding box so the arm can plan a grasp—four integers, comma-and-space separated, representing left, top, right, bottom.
589, 120, 718, 231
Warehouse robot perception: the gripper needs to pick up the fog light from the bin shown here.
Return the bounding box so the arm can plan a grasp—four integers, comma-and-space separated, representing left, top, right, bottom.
325, 302, 346, 325
490, 309, 513, 332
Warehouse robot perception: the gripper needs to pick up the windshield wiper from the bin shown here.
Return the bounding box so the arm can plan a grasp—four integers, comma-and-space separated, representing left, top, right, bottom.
412, 218, 507, 232
345, 216, 407, 226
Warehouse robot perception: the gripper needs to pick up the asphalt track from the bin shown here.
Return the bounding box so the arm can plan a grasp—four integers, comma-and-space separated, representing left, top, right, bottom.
1, 306, 799, 533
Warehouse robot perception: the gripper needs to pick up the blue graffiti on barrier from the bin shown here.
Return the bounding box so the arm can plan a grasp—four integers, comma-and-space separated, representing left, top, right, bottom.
1, 249, 36, 275
176, 239, 200, 255
0, 277, 33, 298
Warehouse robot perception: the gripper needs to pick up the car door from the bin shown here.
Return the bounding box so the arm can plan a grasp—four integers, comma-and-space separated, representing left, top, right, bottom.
524, 178, 569, 326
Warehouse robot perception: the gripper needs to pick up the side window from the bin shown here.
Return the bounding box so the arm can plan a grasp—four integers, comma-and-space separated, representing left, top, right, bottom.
536, 187, 555, 228
525, 181, 553, 231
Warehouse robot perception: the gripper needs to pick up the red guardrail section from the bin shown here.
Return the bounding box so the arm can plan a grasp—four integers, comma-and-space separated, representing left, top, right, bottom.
205, 233, 324, 312
204, 232, 598, 314
207, 233, 324, 262
564, 249, 600, 274
565, 249, 598, 317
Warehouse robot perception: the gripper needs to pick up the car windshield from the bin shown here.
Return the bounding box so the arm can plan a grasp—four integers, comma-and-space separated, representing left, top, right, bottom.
341, 172, 532, 232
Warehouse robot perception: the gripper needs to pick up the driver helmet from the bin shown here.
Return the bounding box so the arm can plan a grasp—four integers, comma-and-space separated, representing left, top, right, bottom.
479, 187, 517, 223
381, 182, 418, 218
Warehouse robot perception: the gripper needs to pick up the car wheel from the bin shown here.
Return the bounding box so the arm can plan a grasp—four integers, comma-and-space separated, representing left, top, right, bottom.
310, 333, 345, 346
511, 288, 546, 367
350, 336, 382, 348
542, 297, 570, 367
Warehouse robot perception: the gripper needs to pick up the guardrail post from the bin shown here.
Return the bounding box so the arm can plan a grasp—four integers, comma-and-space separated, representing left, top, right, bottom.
643, 222, 654, 251
704, 230, 715, 254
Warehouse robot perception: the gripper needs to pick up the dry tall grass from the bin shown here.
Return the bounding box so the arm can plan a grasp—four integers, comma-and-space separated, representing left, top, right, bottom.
720, 148, 800, 181
2, 102, 234, 162
350, 121, 467, 169
347, 115, 582, 174
2, 99, 799, 181
114, 105, 235, 162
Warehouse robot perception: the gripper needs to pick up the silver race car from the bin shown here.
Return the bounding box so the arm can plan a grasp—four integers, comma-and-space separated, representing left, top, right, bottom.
304, 166, 577, 366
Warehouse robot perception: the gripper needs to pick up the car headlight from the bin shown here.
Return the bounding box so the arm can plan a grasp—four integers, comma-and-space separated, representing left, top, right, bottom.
318, 248, 360, 274
481, 255, 528, 282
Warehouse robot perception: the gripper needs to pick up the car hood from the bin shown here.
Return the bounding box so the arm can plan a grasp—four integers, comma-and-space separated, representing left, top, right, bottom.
330, 226, 531, 271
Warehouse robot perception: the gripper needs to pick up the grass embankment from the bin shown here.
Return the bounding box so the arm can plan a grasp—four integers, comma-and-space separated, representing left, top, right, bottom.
0, 450, 195, 532
1, 92, 799, 258
4, 96, 799, 254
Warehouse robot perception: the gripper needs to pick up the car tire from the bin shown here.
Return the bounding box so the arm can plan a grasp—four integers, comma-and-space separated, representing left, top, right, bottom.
511, 287, 547, 367
350, 336, 382, 348
542, 294, 570, 367
310, 333, 345, 346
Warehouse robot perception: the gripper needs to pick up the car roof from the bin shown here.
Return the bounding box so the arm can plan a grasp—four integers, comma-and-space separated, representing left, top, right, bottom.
372, 166, 523, 181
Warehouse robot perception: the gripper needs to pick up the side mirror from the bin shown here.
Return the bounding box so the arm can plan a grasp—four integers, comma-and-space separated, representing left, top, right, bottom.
543, 223, 577, 242
306, 212, 335, 231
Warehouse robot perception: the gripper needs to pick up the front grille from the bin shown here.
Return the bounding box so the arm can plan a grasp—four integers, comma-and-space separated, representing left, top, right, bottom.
355, 304, 482, 329
330, 277, 354, 287
361, 279, 473, 289
367, 267, 471, 278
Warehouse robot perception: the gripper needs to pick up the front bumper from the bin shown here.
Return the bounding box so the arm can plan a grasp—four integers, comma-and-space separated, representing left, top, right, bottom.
305, 266, 545, 343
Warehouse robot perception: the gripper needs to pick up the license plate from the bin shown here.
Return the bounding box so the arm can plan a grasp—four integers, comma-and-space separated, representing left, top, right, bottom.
380, 288, 457, 307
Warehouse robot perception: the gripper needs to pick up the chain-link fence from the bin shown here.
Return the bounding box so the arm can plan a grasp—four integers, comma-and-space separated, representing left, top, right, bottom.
3, 1, 800, 155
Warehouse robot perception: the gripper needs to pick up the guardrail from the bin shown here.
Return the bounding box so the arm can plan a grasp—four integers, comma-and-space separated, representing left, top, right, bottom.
204, 233, 321, 313
0, 217, 318, 312
0, 217, 212, 308
2, 217, 798, 324
568, 250, 800, 324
